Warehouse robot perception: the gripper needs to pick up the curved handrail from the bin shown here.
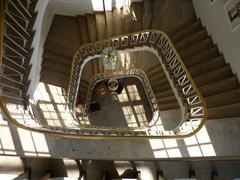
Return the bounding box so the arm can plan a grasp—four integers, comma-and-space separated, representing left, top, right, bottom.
0, 0, 207, 140
67, 30, 208, 137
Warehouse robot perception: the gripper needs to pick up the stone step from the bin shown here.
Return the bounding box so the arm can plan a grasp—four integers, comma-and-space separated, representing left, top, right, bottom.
184, 46, 220, 68
95, 12, 107, 40
42, 50, 72, 66
143, 0, 154, 29
146, 66, 164, 79
189, 55, 226, 77
86, 14, 97, 42
80, 79, 89, 89
208, 103, 240, 119
40, 67, 69, 88
206, 89, 240, 108
179, 37, 214, 60
155, 89, 175, 99
157, 95, 177, 105
42, 58, 71, 74
172, 19, 202, 43
199, 75, 239, 97
106, 11, 114, 37
158, 101, 179, 111
44, 15, 81, 56
148, 71, 166, 83
77, 15, 89, 44
153, 83, 171, 94
123, 11, 134, 34
113, 8, 123, 36
150, 77, 169, 88
175, 29, 208, 52
132, 2, 144, 31
44, 38, 76, 58
194, 65, 233, 87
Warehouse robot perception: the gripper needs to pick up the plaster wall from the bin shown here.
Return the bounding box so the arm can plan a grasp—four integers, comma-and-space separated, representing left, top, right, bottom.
28, 0, 54, 99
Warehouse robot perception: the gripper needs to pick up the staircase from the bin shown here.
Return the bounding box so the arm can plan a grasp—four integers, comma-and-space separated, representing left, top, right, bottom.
41, 0, 240, 120
1, 0, 38, 105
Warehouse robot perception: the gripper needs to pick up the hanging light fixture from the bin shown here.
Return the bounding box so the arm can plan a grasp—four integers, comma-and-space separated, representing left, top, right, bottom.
101, 0, 118, 71
102, 46, 118, 70
102, 0, 118, 70
101, 0, 119, 101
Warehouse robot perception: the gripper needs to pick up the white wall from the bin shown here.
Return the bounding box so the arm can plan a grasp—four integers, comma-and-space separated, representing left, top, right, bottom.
192, 0, 240, 79
28, 0, 54, 100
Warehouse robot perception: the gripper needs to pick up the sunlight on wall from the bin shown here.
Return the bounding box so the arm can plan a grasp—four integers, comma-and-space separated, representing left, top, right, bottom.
91, 0, 112, 11
184, 126, 216, 157
17, 128, 50, 157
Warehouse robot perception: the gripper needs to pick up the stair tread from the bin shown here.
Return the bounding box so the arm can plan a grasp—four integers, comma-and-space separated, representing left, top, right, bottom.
143, 0, 154, 29
40, 72, 68, 88
106, 11, 114, 37
175, 29, 208, 51
42, 50, 72, 65
194, 65, 233, 86
172, 19, 202, 43
86, 14, 98, 42
200, 76, 239, 97
158, 101, 179, 111
208, 103, 240, 119
184, 46, 220, 67
132, 2, 144, 31
123, 12, 133, 34
95, 12, 107, 40
78, 15, 89, 44
113, 8, 123, 36
189, 55, 226, 77
179, 37, 213, 60
155, 89, 174, 98
206, 88, 240, 108
157, 95, 177, 104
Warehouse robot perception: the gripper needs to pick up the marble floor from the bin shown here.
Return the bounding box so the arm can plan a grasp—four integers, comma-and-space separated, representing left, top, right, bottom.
88, 77, 153, 128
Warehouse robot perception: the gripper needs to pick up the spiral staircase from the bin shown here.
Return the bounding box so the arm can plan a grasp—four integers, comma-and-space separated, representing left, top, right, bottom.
1, 0, 240, 161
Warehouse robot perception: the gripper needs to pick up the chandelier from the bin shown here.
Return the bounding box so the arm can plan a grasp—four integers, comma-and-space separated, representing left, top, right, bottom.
102, 46, 118, 70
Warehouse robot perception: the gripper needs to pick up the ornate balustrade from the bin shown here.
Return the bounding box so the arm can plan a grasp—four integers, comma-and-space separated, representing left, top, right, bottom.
67, 30, 208, 138
0, 0, 207, 141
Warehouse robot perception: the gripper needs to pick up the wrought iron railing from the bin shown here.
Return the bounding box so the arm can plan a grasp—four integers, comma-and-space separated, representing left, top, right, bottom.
0, 0, 207, 139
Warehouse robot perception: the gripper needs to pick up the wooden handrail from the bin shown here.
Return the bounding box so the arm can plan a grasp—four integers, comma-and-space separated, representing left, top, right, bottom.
0, 1, 207, 139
